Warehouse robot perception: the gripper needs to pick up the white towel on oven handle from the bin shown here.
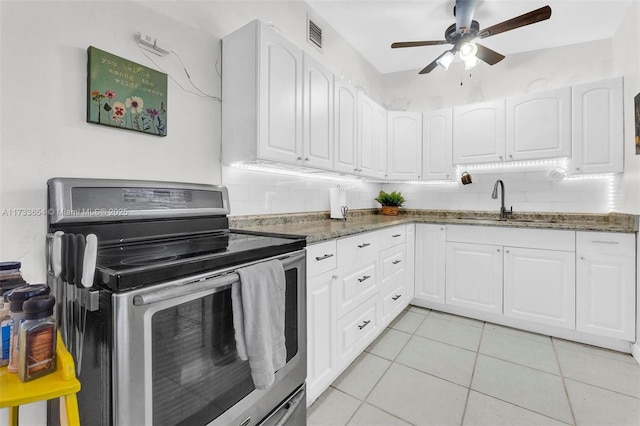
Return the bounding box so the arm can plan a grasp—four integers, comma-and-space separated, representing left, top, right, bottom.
232, 259, 287, 390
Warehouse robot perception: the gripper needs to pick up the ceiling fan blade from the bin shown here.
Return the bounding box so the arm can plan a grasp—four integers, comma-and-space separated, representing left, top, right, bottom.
478, 5, 552, 39
455, 0, 478, 33
474, 43, 505, 65
391, 40, 449, 48
418, 58, 440, 74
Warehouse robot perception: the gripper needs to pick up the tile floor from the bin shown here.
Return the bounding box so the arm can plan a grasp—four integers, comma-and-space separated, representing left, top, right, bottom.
307, 306, 640, 426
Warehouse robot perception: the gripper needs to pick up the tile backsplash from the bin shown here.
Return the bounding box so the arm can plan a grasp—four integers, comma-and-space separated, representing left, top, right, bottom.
383, 171, 616, 214
222, 166, 382, 216
222, 166, 616, 216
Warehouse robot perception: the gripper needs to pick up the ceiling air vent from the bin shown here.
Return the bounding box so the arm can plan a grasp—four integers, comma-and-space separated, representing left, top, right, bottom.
307, 17, 323, 51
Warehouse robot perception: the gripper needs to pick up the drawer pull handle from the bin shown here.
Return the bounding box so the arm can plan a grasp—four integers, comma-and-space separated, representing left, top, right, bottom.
591, 241, 620, 245
357, 243, 371, 248
392, 260, 402, 265
358, 275, 371, 283
392, 234, 402, 238
358, 320, 371, 330
392, 294, 402, 301
315, 254, 334, 261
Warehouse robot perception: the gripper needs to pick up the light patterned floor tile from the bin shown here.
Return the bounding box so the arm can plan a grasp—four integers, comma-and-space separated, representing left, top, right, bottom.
463, 391, 569, 426
396, 335, 477, 387
347, 403, 411, 426
566, 379, 640, 426
471, 355, 572, 424
415, 315, 483, 351
479, 328, 559, 374
365, 328, 412, 361
366, 363, 467, 425
308, 388, 361, 426
331, 353, 391, 400
388, 310, 427, 334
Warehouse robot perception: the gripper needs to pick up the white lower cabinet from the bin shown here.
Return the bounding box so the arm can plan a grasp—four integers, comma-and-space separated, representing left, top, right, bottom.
504, 247, 575, 329
306, 269, 336, 403
306, 226, 410, 406
414, 224, 446, 304
445, 241, 503, 314
576, 232, 636, 340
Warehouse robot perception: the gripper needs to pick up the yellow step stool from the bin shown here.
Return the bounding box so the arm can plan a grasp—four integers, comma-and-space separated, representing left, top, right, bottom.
0, 333, 81, 426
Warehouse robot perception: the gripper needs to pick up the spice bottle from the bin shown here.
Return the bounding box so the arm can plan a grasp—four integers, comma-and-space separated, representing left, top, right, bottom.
7, 284, 50, 373
0, 278, 28, 367
18, 295, 57, 381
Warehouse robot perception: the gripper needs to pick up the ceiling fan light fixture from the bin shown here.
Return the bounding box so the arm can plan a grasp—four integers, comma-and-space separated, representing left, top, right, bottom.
436, 50, 455, 70
459, 42, 478, 60
464, 55, 479, 70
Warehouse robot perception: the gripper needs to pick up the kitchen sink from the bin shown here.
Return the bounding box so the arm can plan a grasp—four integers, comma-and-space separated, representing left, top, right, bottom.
456, 216, 557, 224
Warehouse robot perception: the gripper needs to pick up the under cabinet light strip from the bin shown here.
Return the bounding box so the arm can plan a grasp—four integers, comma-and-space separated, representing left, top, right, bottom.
457, 158, 569, 172
229, 162, 363, 183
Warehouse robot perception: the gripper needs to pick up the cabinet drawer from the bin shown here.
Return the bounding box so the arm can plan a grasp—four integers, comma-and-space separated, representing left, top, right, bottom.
381, 282, 407, 320
380, 246, 405, 285
338, 232, 379, 267
577, 232, 635, 257
337, 262, 378, 318
307, 240, 337, 277
336, 295, 379, 367
379, 225, 406, 248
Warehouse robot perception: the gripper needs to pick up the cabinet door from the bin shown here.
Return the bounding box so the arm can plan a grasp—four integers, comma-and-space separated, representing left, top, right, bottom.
572, 78, 624, 174
504, 247, 575, 329
422, 109, 454, 180
445, 242, 503, 314
387, 111, 422, 180
506, 87, 571, 161
405, 224, 415, 300
374, 103, 388, 178
576, 232, 635, 340
302, 53, 333, 170
334, 79, 358, 173
453, 99, 505, 164
258, 24, 303, 163
357, 92, 376, 176
415, 224, 446, 304
306, 270, 336, 403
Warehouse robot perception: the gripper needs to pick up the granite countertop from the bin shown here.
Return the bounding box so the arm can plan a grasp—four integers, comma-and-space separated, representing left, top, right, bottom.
230, 209, 639, 244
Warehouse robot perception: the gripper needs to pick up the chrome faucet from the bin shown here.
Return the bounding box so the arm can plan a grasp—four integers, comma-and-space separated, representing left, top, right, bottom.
491, 179, 513, 220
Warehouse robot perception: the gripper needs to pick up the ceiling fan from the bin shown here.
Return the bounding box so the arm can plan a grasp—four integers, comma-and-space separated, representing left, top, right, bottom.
391, 0, 552, 74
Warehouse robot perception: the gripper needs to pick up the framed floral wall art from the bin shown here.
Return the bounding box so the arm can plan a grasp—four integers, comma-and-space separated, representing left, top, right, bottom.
87, 46, 167, 136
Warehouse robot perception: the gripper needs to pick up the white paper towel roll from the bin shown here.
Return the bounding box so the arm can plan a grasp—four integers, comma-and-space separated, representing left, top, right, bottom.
329, 187, 347, 219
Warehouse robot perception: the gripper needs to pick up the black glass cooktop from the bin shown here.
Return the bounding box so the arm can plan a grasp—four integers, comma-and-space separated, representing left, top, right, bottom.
95, 230, 306, 291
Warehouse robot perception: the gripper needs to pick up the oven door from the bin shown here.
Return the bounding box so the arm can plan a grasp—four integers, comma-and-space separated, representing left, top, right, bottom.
112, 250, 306, 426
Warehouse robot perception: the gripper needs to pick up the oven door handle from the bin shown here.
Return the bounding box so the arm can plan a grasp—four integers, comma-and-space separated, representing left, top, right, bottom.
133, 273, 239, 306
132, 251, 305, 306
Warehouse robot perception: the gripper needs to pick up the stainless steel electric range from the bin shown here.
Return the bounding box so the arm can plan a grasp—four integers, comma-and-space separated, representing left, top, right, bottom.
47, 178, 307, 426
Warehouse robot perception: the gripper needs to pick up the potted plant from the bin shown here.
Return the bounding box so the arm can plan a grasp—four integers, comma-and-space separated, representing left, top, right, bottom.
374, 190, 405, 216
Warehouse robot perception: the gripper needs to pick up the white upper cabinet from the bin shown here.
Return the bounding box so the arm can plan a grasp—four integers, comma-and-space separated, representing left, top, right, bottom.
303, 53, 334, 170
453, 99, 506, 164
374, 103, 388, 179
387, 111, 422, 180
357, 92, 376, 177
222, 20, 303, 165
334, 78, 358, 173
422, 108, 454, 180
506, 87, 571, 161
571, 77, 624, 174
